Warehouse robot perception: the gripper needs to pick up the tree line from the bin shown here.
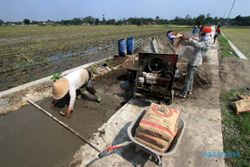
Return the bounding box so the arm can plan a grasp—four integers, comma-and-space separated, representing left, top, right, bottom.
1, 14, 250, 26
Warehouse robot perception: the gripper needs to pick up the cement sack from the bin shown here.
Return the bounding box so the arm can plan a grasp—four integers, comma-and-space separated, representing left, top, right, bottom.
138, 103, 179, 141
135, 129, 170, 148
134, 136, 167, 153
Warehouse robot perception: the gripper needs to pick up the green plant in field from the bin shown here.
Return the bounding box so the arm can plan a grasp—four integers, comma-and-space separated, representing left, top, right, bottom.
218, 35, 236, 57
220, 88, 250, 167
51, 73, 62, 82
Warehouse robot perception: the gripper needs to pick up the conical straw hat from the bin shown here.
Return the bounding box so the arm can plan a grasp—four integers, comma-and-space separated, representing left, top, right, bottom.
52, 78, 69, 99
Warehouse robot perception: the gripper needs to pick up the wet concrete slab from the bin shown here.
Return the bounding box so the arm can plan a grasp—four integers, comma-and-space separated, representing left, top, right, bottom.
0, 69, 133, 167
0, 104, 83, 167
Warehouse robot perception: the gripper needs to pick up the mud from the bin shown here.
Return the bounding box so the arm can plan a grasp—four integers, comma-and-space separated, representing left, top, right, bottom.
0, 68, 133, 167
0, 36, 154, 91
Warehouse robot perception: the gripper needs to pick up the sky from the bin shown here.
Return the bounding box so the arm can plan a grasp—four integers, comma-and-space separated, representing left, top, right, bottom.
0, 0, 250, 21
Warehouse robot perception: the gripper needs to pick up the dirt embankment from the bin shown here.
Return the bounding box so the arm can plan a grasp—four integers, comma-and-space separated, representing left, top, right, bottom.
219, 56, 250, 91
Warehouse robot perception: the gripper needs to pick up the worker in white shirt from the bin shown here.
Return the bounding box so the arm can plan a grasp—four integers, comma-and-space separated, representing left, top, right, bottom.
167, 30, 176, 45
52, 68, 102, 117
178, 26, 212, 98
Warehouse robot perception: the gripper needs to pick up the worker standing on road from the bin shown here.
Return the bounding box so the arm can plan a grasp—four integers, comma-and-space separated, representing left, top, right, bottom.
178, 26, 212, 98
192, 26, 198, 36
52, 68, 102, 117
213, 25, 221, 44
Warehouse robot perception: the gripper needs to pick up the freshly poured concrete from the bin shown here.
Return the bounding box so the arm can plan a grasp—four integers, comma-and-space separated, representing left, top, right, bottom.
0, 104, 83, 167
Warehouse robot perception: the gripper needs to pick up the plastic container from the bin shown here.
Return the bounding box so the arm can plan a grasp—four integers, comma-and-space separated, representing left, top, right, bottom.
118, 39, 127, 56
127, 37, 135, 55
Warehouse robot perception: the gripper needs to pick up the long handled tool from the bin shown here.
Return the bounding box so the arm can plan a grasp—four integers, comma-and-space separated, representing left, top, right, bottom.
98, 141, 133, 158
27, 99, 101, 153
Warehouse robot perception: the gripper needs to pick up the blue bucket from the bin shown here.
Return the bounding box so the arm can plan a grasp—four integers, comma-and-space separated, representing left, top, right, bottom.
127, 37, 135, 55
118, 39, 127, 56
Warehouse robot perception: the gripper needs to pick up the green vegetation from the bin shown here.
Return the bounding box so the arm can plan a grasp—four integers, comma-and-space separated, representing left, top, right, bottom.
220, 88, 250, 167
219, 27, 250, 166
51, 73, 62, 82
217, 35, 236, 57
222, 28, 250, 58
2, 15, 250, 26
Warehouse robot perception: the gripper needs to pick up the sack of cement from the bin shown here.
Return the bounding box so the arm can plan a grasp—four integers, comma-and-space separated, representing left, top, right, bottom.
135, 129, 170, 148
135, 103, 180, 152
134, 136, 168, 153
137, 103, 180, 141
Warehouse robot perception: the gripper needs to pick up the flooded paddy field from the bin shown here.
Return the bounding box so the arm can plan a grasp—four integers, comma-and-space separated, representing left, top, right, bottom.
0, 25, 188, 91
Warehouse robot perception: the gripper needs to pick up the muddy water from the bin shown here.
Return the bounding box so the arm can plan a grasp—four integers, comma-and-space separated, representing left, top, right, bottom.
0, 69, 133, 167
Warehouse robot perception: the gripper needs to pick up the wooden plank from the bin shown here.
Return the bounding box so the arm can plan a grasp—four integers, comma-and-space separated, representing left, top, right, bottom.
235, 98, 250, 114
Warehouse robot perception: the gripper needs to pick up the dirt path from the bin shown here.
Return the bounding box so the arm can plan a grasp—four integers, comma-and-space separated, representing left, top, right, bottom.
68, 44, 225, 166
0, 69, 132, 167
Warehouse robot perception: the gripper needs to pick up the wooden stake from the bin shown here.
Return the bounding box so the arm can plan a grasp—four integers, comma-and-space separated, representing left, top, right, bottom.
27, 99, 101, 153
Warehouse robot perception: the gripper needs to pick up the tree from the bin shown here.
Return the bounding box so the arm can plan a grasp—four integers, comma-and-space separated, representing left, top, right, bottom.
185, 14, 191, 19
102, 14, 106, 25
206, 13, 211, 18
31, 20, 39, 24
23, 18, 30, 24
195, 15, 205, 25
0, 20, 4, 25
106, 19, 116, 25
94, 18, 100, 25
83, 16, 95, 25
23, 18, 30, 25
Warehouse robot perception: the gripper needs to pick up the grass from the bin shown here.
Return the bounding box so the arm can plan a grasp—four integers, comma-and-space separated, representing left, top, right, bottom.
220, 88, 250, 167
219, 27, 250, 166
222, 28, 250, 58
217, 35, 236, 57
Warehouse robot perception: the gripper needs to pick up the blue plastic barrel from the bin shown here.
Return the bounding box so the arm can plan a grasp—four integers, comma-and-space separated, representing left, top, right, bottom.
127, 37, 135, 55
118, 39, 127, 56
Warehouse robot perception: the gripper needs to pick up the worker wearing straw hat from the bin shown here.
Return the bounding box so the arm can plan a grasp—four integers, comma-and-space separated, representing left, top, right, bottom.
52, 68, 102, 117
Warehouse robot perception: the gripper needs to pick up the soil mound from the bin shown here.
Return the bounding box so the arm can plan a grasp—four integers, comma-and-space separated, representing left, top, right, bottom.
195, 64, 213, 89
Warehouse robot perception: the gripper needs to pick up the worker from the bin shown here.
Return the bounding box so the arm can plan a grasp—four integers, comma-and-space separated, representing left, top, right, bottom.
178, 26, 212, 98
213, 25, 221, 44
192, 26, 198, 36
167, 30, 176, 45
52, 68, 102, 117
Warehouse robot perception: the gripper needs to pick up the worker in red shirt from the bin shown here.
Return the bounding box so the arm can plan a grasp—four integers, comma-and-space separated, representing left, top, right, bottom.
213, 25, 221, 44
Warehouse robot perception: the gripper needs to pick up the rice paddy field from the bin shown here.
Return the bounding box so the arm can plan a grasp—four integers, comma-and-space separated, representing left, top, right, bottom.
222, 27, 250, 58
0, 25, 189, 91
